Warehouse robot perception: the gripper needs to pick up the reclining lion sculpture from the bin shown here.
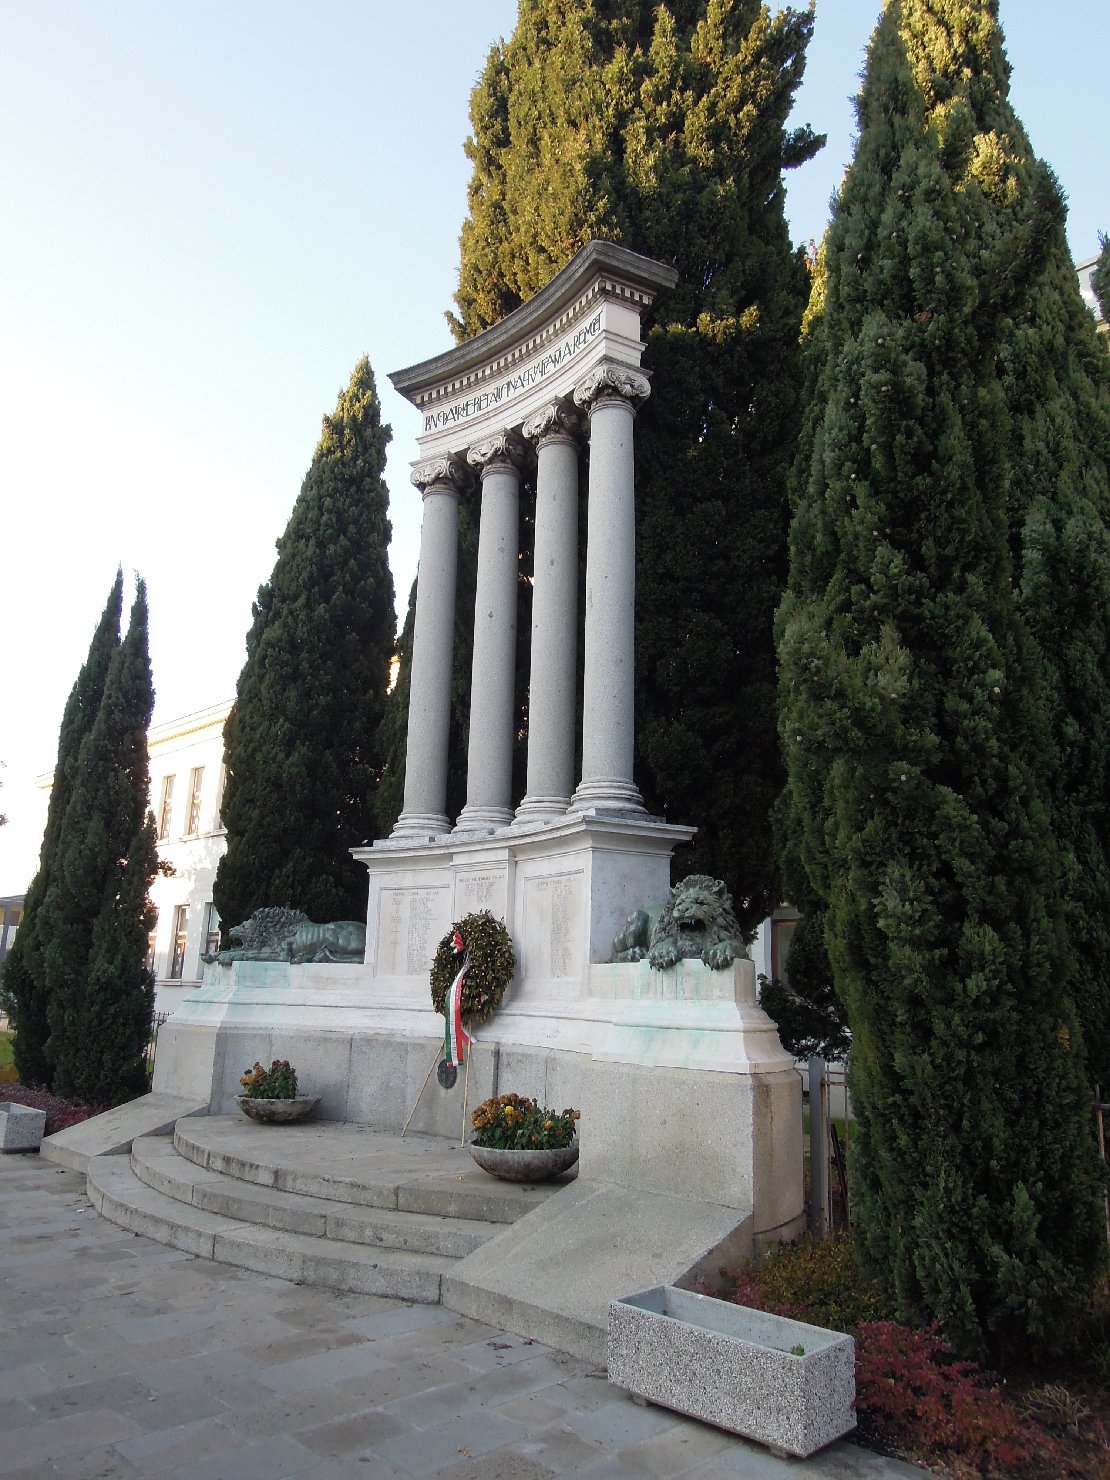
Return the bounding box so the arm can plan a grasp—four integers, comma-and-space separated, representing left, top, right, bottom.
612, 874, 747, 971
203, 907, 366, 966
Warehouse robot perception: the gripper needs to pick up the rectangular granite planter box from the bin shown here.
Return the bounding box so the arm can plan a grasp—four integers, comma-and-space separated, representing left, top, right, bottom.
608, 1285, 855, 1458
0, 1102, 47, 1152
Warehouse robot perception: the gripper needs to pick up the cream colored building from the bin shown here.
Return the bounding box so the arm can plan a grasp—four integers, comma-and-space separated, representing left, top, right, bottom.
146, 703, 230, 1013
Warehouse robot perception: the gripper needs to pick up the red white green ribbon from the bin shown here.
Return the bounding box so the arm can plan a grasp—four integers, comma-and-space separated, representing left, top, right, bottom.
444, 952, 472, 1068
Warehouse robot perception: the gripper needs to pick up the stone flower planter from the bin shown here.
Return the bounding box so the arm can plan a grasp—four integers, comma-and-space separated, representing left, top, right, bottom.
235, 1096, 320, 1125
468, 1138, 579, 1183
0, 1102, 48, 1152
608, 1285, 855, 1459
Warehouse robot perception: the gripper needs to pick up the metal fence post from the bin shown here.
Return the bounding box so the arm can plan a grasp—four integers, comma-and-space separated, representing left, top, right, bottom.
808, 1055, 829, 1237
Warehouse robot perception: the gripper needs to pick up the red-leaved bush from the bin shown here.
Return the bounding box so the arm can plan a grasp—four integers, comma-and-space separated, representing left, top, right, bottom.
855, 1322, 1063, 1478
0, 1085, 107, 1137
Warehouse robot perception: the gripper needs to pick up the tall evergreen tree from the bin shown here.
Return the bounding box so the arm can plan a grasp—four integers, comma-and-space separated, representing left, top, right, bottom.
380, 0, 821, 930
0, 571, 123, 1088
777, 0, 1105, 1360
214, 358, 395, 929
44, 578, 158, 1104
1092, 234, 1110, 326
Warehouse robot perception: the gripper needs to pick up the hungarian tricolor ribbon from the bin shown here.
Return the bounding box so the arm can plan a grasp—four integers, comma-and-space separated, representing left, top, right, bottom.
444, 940, 472, 1069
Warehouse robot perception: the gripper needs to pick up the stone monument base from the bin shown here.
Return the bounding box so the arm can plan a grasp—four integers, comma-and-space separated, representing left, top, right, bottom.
153, 954, 802, 1245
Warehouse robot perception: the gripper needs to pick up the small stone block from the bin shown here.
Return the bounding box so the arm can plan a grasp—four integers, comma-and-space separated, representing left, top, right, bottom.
608, 1285, 855, 1459
0, 1102, 48, 1152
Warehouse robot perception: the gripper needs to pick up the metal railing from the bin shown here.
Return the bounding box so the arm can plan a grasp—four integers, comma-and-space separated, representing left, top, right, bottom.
144, 1011, 169, 1075
807, 1055, 851, 1236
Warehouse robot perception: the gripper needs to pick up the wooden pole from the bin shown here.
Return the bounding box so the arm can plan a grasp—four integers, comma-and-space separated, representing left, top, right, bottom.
460, 1046, 473, 1147
401, 1048, 440, 1138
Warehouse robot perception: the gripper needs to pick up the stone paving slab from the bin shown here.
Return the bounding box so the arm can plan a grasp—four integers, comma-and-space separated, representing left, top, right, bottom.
0, 1156, 927, 1480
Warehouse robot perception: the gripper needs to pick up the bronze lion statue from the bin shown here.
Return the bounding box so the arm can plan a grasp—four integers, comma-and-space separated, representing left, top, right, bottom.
612, 875, 747, 971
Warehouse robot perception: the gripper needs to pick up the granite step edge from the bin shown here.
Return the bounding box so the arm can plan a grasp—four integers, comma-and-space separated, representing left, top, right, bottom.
131, 1137, 497, 1258
87, 1156, 448, 1302
441, 1269, 607, 1370
173, 1119, 552, 1225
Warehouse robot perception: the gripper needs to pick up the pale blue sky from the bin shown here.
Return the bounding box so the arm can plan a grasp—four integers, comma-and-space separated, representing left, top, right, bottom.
1, 0, 1105, 888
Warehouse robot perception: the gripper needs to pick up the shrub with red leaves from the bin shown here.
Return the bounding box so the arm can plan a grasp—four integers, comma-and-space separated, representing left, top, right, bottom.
854, 1322, 1064, 1478
0, 1085, 107, 1137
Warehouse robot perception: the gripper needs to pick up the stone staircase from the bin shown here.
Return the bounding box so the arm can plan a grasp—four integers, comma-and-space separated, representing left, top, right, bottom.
85, 1115, 569, 1304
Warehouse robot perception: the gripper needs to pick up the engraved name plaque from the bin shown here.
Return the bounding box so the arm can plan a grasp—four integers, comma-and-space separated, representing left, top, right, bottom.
522, 871, 584, 980
454, 868, 508, 920
377, 887, 450, 976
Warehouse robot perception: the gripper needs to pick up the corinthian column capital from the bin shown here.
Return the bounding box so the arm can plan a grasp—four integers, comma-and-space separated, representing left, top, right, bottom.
573, 364, 651, 415
411, 456, 474, 497
466, 432, 526, 477
522, 401, 585, 447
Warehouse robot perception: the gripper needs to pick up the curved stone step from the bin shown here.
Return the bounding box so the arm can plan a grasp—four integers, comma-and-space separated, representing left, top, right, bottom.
87, 1155, 448, 1302
174, 1116, 572, 1224
131, 1137, 495, 1258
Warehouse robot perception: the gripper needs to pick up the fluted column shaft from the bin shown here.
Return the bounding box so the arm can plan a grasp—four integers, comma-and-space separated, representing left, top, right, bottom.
455, 434, 524, 833
569, 366, 650, 816
391, 458, 471, 838
514, 403, 582, 824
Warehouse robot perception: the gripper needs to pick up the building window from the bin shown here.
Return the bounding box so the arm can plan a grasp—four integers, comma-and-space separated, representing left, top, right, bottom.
203, 902, 220, 959
158, 775, 175, 841
169, 905, 189, 980
770, 911, 799, 987
145, 928, 158, 976
214, 762, 227, 831
186, 766, 204, 835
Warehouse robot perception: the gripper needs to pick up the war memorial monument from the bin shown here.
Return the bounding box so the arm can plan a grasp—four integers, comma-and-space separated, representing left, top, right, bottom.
118, 241, 803, 1358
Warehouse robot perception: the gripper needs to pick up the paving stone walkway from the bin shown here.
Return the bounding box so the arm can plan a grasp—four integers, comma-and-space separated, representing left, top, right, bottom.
1, 1156, 925, 1480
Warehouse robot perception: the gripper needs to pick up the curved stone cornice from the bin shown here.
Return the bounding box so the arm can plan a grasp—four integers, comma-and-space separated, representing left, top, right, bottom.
411, 456, 474, 496
573, 365, 651, 414
466, 432, 526, 476
522, 402, 585, 446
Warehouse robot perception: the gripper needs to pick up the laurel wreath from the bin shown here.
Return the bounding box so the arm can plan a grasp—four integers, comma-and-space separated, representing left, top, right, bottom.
429, 910, 516, 1026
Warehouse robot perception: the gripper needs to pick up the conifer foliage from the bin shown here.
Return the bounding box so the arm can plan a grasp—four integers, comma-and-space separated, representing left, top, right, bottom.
214, 358, 395, 930
777, 1, 1105, 1359
0, 571, 123, 1088
381, 0, 820, 928
43, 578, 158, 1104
1092, 235, 1110, 326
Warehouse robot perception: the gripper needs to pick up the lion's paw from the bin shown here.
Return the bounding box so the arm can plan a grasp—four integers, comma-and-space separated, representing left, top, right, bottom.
648, 943, 680, 971
703, 941, 737, 970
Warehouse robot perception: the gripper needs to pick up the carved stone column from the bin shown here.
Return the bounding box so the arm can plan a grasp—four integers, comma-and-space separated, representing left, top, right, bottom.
568, 365, 651, 816
514, 402, 583, 825
391, 456, 472, 839
454, 433, 525, 833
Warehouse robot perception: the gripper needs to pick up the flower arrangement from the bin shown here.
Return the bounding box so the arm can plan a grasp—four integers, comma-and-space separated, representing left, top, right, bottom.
239, 1059, 298, 1100
471, 1093, 580, 1150
429, 911, 516, 1026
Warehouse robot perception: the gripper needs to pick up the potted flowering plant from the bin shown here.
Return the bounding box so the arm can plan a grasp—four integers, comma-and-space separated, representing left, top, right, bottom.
235, 1059, 320, 1123
468, 1093, 580, 1182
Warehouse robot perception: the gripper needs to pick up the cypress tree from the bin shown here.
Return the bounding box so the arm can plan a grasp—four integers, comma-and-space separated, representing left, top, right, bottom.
777, 0, 1105, 1360
45, 578, 158, 1104
1092, 235, 1110, 326
379, 0, 821, 930
214, 358, 395, 929
0, 571, 123, 1088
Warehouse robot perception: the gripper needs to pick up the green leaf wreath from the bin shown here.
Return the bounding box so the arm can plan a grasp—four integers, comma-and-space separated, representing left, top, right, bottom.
429, 910, 516, 1026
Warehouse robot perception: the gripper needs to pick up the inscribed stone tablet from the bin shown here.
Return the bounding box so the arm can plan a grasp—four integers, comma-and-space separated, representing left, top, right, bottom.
522, 871, 584, 980
377, 887, 450, 976
454, 868, 508, 919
